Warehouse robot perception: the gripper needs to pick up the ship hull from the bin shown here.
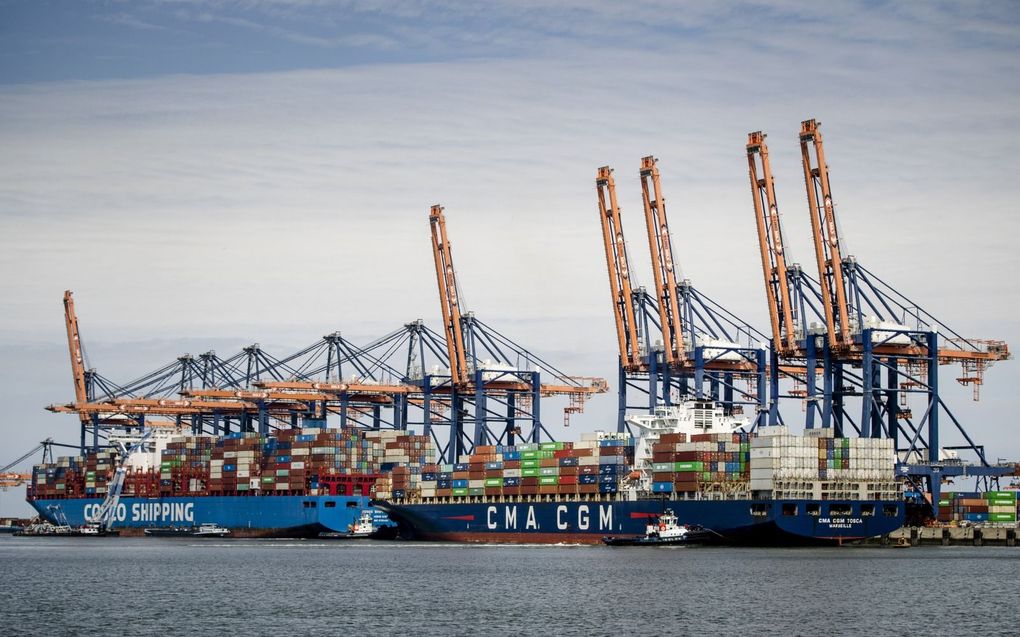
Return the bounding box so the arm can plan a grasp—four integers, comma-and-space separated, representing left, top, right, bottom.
375, 498, 905, 546
28, 495, 392, 538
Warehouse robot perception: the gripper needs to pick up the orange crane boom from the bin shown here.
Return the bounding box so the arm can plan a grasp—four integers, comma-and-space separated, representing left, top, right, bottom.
747, 132, 800, 356
63, 291, 90, 424
639, 156, 686, 367
429, 205, 470, 387
800, 119, 853, 351
596, 166, 643, 371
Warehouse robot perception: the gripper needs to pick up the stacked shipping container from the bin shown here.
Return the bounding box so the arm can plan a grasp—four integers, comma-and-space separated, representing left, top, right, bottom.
937, 491, 1018, 525
749, 426, 899, 500
649, 431, 751, 496
390, 433, 635, 502
30, 427, 435, 501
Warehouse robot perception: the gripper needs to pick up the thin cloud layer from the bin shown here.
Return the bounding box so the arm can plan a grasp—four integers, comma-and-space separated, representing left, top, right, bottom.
0, 2, 1018, 505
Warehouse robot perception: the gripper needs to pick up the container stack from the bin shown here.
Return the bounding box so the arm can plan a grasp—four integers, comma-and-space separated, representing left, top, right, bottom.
30, 455, 86, 499
363, 431, 435, 499
406, 432, 635, 502
937, 491, 1018, 525
28, 426, 440, 501
749, 426, 898, 500
650, 431, 751, 496
85, 449, 117, 497
208, 432, 264, 494
159, 436, 214, 495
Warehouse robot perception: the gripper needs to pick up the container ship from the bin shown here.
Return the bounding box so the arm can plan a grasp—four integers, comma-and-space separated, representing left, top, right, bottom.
374, 402, 907, 545
26, 427, 431, 537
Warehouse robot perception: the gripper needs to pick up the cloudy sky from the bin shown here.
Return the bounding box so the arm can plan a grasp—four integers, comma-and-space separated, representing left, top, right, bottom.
2, 1, 1018, 514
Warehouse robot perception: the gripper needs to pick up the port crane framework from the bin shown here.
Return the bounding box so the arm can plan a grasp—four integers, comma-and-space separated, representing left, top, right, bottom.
597, 159, 769, 433
53, 292, 452, 452
426, 204, 608, 461
745, 119, 1013, 512
53, 248, 608, 464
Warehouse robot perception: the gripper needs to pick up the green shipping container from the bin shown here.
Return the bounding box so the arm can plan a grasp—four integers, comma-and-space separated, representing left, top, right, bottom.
987, 498, 1016, 507
674, 462, 704, 472
276, 469, 290, 477
701, 472, 712, 481
522, 468, 540, 477
485, 478, 502, 487
521, 459, 539, 469
938, 499, 951, 507
539, 476, 559, 485
452, 488, 468, 496
988, 513, 1017, 522
652, 462, 673, 472
468, 487, 485, 496
984, 491, 1017, 500
520, 450, 538, 460
261, 477, 274, 483
540, 442, 564, 451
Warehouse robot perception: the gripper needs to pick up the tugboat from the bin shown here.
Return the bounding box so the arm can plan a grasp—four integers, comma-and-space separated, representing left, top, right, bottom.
602, 509, 704, 546
144, 523, 230, 538
319, 510, 377, 539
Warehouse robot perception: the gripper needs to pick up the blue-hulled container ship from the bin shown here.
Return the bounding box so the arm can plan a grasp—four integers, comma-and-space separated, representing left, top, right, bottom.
26, 426, 428, 537
373, 401, 906, 545
29, 493, 384, 538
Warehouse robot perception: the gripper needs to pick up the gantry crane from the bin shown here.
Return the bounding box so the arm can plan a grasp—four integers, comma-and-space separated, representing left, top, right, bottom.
596, 166, 643, 373
640, 157, 686, 369
597, 161, 768, 432
427, 204, 608, 460
746, 119, 1012, 512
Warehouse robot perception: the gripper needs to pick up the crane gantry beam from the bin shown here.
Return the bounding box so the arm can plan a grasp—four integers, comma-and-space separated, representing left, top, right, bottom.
596, 166, 643, 371
639, 156, 686, 367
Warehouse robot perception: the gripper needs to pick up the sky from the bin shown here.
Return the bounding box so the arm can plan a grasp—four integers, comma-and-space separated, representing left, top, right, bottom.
1, 1, 1019, 515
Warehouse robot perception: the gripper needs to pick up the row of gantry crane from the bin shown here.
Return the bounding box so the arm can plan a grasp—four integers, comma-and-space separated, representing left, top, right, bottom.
595, 118, 1013, 502
43, 120, 1013, 503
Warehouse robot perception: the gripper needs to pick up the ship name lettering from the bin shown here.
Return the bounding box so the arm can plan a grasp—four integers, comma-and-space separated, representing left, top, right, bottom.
599, 505, 613, 530
82, 503, 129, 523
526, 506, 538, 530
578, 505, 590, 530
556, 505, 568, 530
505, 506, 517, 530
129, 502, 194, 523
487, 506, 498, 530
